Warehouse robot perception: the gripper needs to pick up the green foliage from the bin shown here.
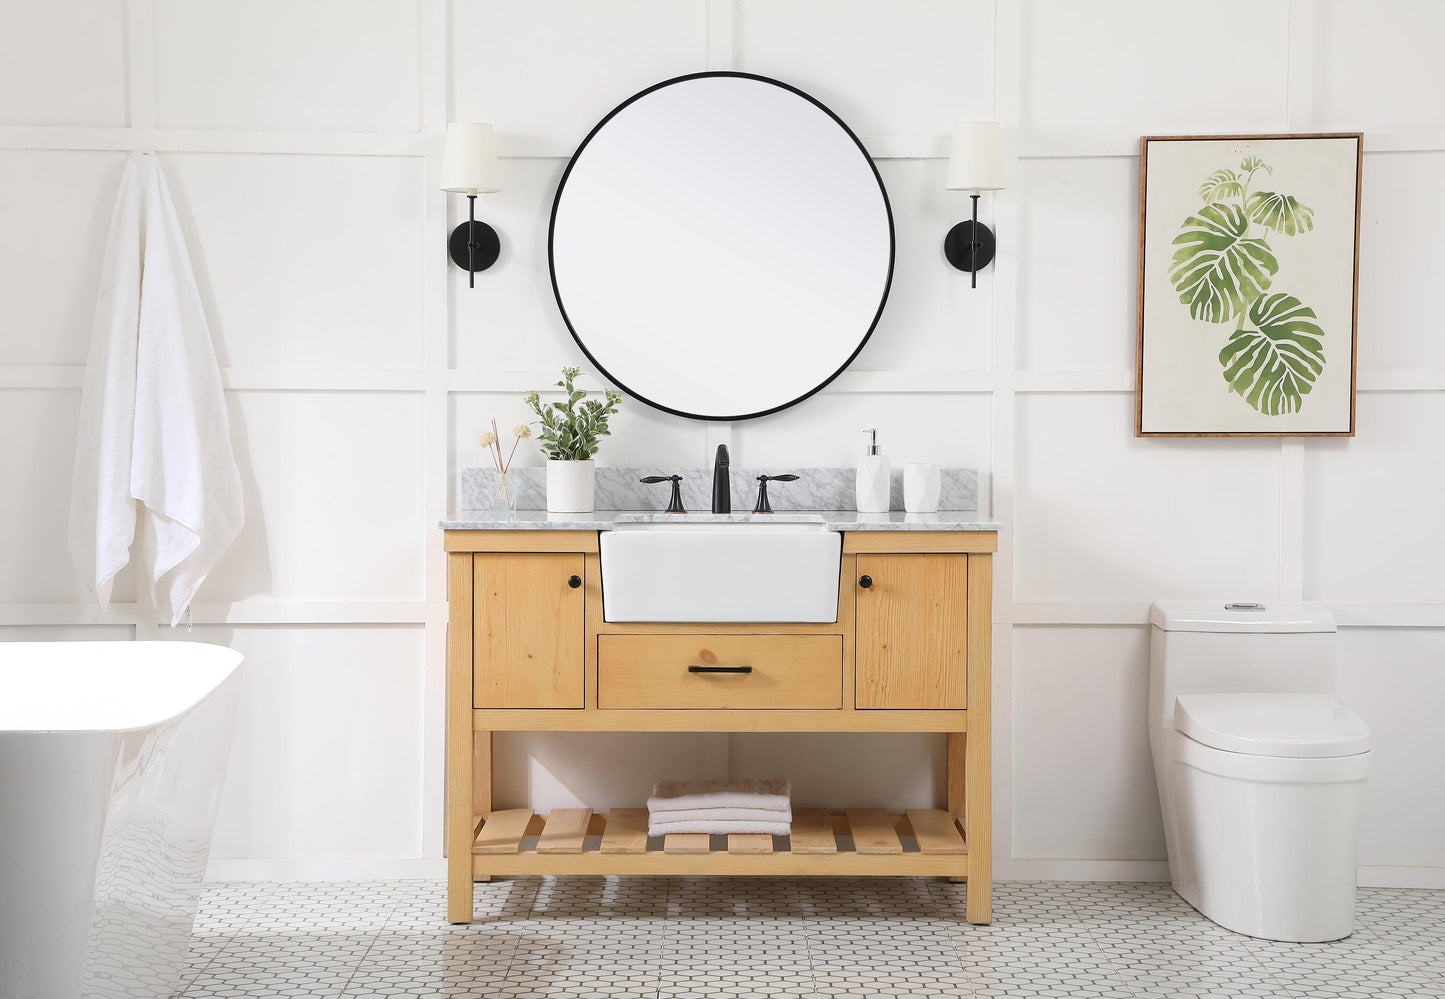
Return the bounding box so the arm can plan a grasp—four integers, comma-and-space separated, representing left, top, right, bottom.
1218, 294, 1325, 415
1246, 191, 1316, 236
1239, 155, 1272, 176
1167, 153, 1327, 416
523, 367, 623, 461
1168, 203, 1278, 322
1199, 168, 1242, 203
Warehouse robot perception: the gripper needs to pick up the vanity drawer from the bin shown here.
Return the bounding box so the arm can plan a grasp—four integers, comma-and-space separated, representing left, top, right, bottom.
597, 635, 842, 709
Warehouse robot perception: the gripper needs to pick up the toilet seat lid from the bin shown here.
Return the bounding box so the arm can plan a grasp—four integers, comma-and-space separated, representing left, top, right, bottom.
1174, 693, 1371, 758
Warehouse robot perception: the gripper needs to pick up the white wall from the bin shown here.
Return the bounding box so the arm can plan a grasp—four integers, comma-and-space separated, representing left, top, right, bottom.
2, 0, 1442, 887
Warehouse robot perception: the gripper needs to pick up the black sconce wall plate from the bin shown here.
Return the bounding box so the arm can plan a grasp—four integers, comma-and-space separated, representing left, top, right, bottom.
944, 191, 996, 288
449, 220, 500, 275
448, 192, 500, 287
944, 219, 996, 273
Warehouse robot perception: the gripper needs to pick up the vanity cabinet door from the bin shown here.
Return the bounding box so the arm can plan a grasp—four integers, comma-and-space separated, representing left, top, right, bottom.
855, 554, 967, 709
473, 553, 585, 708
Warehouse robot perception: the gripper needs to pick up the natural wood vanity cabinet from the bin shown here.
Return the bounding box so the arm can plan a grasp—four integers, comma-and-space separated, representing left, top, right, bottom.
473, 552, 585, 709
855, 553, 968, 710
443, 527, 996, 926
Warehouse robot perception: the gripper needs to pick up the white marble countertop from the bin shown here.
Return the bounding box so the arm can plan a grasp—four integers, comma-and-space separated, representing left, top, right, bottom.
440, 509, 1001, 531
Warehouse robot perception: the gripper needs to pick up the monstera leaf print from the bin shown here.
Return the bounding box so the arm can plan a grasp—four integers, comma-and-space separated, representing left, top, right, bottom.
1239, 155, 1271, 176
1168, 203, 1279, 323
1217, 293, 1325, 415
1246, 191, 1315, 236
1198, 168, 1242, 203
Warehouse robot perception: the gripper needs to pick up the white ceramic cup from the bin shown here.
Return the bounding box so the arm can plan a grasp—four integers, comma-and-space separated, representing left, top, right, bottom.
903, 463, 941, 513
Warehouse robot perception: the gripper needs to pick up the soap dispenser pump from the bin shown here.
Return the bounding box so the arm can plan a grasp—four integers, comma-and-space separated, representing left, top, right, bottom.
855, 429, 891, 513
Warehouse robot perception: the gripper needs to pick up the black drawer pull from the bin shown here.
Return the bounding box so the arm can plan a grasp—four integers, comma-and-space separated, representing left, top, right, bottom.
858, 575, 873, 588
687, 665, 753, 674
567, 575, 582, 589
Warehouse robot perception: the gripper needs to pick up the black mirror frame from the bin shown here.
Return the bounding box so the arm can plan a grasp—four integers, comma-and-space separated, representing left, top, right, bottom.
546, 71, 896, 423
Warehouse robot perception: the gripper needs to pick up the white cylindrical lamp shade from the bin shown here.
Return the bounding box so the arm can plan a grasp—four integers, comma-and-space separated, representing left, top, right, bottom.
946, 122, 1006, 192
440, 122, 500, 194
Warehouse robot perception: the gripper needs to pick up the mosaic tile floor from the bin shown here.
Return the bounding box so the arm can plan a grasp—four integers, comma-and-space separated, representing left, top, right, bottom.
175, 878, 1445, 998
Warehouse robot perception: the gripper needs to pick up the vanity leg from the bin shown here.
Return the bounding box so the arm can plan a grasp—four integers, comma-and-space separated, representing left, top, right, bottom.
964, 553, 992, 924
947, 731, 967, 884
447, 553, 475, 924
473, 731, 492, 883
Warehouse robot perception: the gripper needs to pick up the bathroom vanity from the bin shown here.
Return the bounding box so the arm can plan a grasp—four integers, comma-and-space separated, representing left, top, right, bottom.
440, 512, 997, 925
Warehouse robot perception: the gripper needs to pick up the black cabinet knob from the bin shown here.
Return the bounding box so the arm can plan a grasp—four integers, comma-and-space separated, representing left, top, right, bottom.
858, 575, 873, 589
568, 575, 582, 589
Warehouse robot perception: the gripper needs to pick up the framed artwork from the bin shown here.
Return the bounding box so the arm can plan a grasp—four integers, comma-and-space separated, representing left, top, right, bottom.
1135, 133, 1362, 437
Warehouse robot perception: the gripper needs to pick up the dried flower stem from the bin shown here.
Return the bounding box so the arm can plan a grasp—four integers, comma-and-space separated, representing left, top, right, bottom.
490, 418, 511, 504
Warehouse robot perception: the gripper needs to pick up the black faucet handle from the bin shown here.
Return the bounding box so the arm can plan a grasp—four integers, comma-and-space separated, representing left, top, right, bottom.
752, 473, 800, 514
640, 474, 686, 514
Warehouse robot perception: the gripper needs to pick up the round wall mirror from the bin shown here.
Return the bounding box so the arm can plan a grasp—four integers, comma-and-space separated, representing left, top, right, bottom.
549, 72, 894, 421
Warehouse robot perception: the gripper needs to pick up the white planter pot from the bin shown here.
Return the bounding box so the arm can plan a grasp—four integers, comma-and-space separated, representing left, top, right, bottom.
546, 459, 596, 513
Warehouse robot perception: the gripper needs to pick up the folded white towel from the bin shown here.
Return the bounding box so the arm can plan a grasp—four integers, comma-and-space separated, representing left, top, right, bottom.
69, 152, 244, 626
648, 820, 792, 837
648, 806, 793, 825
648, 777, 791, 814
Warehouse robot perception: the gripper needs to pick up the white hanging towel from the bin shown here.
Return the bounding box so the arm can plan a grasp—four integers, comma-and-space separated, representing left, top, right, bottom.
69, 152, 243, 626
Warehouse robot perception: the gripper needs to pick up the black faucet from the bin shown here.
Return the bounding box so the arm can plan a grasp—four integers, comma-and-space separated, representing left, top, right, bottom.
712, 444, 730, 514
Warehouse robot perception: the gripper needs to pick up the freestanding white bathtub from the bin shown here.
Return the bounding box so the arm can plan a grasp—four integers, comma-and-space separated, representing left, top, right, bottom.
0, 641, 243, 999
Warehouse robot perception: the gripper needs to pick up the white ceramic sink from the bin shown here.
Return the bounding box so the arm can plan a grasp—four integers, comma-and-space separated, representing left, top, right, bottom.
599, 522, 842, 622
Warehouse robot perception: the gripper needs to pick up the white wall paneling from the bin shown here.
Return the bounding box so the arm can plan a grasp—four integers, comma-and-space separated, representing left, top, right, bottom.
0, 152, 130, 366
153, 0, 423, 133
450, 0, 709, 133
1011, 626, 1163, 862
163, 154, 428, 371
1313, 0, 1445, 132
736, 0, 996, 136
163, 625, 427, 862
1014, 157, 1139, 372
203, 392, 427, 604
1015, 393, 1284, 604
3, 0, 1445, 885
0, 1, 128, 128
1021, 0, 1292, 134
0, 389, 122, 605
1304, 393, 1445, 604
1338, 628, 1445, 875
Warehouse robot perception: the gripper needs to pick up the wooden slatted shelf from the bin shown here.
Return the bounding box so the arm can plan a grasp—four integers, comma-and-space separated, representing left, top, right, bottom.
470, 807, 968, 877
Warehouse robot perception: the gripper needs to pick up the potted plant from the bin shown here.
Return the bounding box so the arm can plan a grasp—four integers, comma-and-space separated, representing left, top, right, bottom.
524, 367, 622, 513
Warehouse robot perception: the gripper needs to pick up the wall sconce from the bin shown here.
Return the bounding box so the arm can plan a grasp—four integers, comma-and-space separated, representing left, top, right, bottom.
944, 122, 1007, 288
440, 122, 501, 287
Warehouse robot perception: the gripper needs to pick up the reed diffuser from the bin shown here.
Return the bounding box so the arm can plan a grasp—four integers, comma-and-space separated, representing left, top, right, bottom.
479, 418, 531, 512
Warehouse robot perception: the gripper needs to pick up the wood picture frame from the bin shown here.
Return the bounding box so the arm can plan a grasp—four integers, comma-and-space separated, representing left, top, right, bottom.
1135, 133, 1362, 437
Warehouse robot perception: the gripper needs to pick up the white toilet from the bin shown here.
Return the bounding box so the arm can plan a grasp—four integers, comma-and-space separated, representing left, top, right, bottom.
1148, 601, 1371, 942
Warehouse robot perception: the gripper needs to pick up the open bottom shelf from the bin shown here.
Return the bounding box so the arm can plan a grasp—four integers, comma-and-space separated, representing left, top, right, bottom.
470, 806, 968, 878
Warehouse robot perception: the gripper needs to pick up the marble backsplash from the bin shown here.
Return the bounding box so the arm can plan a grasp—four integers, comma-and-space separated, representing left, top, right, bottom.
460, 466, 977, 513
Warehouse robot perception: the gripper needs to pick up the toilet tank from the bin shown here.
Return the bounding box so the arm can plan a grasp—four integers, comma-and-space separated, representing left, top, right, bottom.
1148, 601, 1337, 729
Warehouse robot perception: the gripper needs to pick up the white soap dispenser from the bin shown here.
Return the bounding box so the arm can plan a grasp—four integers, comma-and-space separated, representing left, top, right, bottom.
855, 429, 891, 513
